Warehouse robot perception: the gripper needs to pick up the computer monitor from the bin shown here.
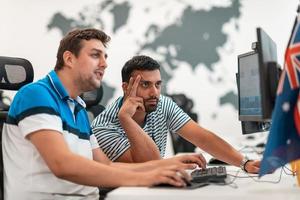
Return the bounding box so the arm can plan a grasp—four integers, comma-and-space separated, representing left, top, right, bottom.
237, 28, 281, 134
238, 51, 262, 121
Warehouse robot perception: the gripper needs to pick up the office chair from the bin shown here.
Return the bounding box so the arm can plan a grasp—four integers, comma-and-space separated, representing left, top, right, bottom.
81, 86, 106, 123
0, 56, 34, 200
167, 94, 198, 153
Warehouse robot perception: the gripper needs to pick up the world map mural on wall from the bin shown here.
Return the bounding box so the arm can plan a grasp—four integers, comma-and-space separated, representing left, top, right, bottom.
47, 0, 241, 119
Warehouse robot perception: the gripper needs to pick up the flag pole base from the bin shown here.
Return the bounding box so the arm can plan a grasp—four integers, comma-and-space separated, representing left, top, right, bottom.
290, 159, 300, 186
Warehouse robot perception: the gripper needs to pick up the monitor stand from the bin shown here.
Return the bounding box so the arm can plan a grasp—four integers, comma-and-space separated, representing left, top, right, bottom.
241, 121, 270, 135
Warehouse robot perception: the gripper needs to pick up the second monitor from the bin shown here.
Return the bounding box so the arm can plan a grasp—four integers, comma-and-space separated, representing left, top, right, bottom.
237, 27, 281, 134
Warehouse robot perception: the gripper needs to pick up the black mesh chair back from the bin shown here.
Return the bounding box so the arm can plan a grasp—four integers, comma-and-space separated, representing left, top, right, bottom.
81, 86, 106, 122
167, 94, 197, 154
0, 56, 34, 200
0, 56, 34, 90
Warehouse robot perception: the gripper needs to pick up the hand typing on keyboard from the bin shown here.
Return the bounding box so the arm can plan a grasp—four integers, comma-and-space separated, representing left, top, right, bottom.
153, 167, 227, 188
191, 166, 227, 183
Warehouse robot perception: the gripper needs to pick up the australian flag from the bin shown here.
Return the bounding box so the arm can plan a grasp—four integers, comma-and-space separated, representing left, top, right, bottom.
259, 14, 300, 176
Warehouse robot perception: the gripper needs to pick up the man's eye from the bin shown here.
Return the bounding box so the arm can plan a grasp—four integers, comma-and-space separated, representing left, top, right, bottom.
141, 82, 149, 88
91, 54, 99, 58
155, 82, 162, 88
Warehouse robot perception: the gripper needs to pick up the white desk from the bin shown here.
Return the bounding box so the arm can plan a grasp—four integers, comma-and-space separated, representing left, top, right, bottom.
105, 166, 300, 200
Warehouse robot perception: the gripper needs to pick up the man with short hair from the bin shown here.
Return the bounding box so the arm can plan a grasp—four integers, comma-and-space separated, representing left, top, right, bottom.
2, 29, 205, 200
92, 55, 260, 173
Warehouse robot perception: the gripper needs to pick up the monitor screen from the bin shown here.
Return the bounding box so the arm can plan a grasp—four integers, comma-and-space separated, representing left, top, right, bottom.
238, 52, 262, 121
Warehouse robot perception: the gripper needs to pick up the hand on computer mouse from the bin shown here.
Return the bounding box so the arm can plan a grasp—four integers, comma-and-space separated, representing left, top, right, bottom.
154, 176, 192, 188
148, 165, 191, 187
173, 168, 192, 187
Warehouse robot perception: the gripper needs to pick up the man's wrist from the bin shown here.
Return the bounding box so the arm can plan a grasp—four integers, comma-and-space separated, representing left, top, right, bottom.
240, 156, 252, 172
118, 112, 132, 122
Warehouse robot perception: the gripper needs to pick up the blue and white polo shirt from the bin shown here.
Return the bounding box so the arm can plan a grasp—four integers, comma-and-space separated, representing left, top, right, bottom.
2, 70, 99, 200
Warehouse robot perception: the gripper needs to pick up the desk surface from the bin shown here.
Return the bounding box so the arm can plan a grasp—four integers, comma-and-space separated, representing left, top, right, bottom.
105, 166, 300, 200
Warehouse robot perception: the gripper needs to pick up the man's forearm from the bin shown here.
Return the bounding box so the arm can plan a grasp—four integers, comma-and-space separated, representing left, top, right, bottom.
119, 115, 161, 162
194, 129, 243, 166
29, 130, 143, 187
179, 121, 244, 167
56, 153, 144, 187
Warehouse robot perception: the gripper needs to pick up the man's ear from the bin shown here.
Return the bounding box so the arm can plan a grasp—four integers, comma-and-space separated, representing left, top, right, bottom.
62, 51, 74, 68
122, 82, 128, 93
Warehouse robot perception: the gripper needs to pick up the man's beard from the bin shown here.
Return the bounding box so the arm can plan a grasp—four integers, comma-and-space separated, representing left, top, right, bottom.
78, 74, 101, 93
144, 97, 159, 113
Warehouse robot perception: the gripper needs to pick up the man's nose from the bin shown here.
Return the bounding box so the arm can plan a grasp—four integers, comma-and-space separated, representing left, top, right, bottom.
99, 57, 108, 69
150, 85, 159, 96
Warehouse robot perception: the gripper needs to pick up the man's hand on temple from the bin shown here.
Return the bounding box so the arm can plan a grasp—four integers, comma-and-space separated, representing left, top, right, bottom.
119, 75, 145, 119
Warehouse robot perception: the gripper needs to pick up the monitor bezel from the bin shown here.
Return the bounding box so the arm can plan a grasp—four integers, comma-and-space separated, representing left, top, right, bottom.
256, 27, 278, 121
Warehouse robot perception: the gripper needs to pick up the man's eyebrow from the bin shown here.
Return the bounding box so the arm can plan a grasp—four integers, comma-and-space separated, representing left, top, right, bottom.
91, 48, 101, 52
138, 74, 162, 83
140, 79, 162, 83
140, 79, 150, 83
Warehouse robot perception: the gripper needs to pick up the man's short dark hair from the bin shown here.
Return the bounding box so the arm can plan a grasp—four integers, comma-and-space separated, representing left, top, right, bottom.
55, 28, 111, 71
121, 55, 161, 82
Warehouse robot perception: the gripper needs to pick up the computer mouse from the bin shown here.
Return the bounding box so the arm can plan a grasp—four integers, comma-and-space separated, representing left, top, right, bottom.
256, 142, 265, 148
208, 158, 229, 165
246, 135, 255, 140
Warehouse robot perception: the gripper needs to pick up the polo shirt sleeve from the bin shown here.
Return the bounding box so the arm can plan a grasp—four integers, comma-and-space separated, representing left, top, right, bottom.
92, 125, 130, 161
18, 114, 63, 138
9, 83, 63, 138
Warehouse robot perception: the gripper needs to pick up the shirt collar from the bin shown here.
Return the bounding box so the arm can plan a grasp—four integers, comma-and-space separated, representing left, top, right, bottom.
47, 70, 86, 108
117, 97, 124, 109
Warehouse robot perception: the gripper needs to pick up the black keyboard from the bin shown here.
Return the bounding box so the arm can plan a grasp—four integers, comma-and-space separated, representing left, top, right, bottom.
191, 166, 227, 183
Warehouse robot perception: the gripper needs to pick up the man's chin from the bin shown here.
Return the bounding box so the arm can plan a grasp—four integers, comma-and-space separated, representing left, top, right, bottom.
145, 106, 157, 113
84, 83, 101, 93
93, 80, 102, 88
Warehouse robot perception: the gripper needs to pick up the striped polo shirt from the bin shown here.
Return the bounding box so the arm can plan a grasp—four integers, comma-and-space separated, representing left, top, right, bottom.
91, 95, 191, 161
2, 70, 99, 200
